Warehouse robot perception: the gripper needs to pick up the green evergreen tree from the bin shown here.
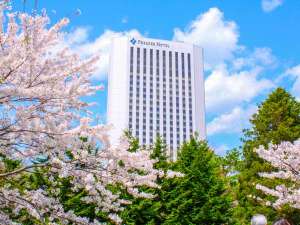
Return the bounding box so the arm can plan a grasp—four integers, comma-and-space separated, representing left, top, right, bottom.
121, 136, 170, 225
235, 87, 300, 224
122, 137, 232, 225
162, 138, 232, 225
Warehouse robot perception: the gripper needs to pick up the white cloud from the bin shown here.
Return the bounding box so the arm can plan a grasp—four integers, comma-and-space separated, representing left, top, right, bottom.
172, 7, 275, 115
172, 7, 274, 117
65, 28, 143, 80
213, 144, 230, 156
232, 47, 277, 70
262, 0, 283, 12
65, 27, 89, 45
285, 65, 300, 99
205, 65, 274, 112
285, 65, 300, 76
252, 48, 276, 65
173, 7, 240, 67
207, 105, 257, 136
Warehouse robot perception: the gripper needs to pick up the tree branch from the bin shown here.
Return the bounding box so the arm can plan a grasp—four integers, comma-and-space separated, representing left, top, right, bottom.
0, 163, 49, 177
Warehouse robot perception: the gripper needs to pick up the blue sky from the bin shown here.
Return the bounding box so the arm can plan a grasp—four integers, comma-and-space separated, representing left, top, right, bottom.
12, 0, 300, 155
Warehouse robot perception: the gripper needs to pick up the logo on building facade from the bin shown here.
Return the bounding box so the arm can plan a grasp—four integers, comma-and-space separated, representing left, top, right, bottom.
130, 38, 137, 45
130, 37, 170, 48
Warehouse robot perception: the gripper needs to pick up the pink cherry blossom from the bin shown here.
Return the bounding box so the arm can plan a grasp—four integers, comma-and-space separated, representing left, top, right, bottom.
255, 140, 300, 210
0, 2, 167, 224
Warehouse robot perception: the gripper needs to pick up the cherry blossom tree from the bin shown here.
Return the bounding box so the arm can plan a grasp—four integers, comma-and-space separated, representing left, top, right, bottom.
255, 140, 300, 210
0, 1, 165, 224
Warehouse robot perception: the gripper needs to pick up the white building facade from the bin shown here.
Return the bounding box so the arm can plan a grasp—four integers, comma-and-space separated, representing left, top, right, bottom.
107, 37, 206, 160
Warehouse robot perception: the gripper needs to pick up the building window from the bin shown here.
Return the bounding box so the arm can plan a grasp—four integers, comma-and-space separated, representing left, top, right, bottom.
129, 48, 134, 126
143, 48, 147, 74
163, 50, 166, 76
150, 49, 153, 75
130, 47, 134, 73
187, 53, 193, 134
137, 47, 140, 74
188, 53, 191, 78
181, 53, 185, 76
169, 51, 172, 75
156, 50, 159, 75
175, 52, 178, 77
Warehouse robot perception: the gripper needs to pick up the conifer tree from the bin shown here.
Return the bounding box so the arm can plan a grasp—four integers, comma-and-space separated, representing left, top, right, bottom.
235, 88, 300, 224
162, 138, 232, 225
122, 137, 232, 225
121, 136, 171, 225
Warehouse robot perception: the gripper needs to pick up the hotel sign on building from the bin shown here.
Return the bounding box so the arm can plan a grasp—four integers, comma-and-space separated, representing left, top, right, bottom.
132, 38, 170, 48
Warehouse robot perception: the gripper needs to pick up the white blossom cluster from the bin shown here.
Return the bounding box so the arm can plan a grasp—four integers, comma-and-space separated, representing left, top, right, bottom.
0, 2, 169, 224
255, 140, 300, 209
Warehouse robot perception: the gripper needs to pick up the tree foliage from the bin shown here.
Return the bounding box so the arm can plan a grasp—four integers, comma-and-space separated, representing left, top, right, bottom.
122, 137, 233, 225
256, 140, 300, 212
121, 136, 172, 225
163, 138, 232, 225
235, 87, 300, 224
0, 3, 163, 224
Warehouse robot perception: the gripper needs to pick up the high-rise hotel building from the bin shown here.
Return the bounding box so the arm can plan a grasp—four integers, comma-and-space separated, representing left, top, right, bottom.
107, 37, 205, 160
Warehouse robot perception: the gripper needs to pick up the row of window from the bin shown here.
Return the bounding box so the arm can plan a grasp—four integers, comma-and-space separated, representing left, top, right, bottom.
129, 47, 194, 148
130, 47, 192, 78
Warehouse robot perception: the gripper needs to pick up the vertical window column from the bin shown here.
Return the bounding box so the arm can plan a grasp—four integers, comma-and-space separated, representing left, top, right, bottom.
129, 47, 134, 132
142, 48, 147, 144
187, 53, 193, 136
155, 50, 160, 135
149, 49, 154, 143
135, 47, 140, 138
168, 51, 173, 156
162, 50, 166, 141
175, 52, 179, 147
181, 53, 187, 141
